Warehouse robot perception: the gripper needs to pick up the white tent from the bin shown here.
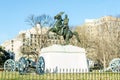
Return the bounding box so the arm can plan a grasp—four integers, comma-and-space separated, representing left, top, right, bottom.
40, 45, 89, 73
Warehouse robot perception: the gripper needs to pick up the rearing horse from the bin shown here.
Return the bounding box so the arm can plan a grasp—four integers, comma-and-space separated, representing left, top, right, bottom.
46, 12, 80, 44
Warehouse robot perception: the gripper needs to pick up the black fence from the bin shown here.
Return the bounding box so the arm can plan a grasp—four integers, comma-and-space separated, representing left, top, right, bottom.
0, 69, 120, 80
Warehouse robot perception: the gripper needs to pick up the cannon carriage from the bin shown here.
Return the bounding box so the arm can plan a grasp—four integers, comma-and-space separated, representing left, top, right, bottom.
18, 51, 45, 75
0, 47, 16, 71
105, 58, 120, 72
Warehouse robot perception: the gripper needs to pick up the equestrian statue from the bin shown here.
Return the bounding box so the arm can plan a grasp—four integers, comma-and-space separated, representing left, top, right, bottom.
46, 12, 80, 44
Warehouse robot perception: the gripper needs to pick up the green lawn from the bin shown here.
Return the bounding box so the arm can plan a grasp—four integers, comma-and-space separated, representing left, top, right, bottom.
0, 71, 120, 80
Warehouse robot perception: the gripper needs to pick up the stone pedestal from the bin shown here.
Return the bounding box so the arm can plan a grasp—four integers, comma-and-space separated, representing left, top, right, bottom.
40, 45, 89, 73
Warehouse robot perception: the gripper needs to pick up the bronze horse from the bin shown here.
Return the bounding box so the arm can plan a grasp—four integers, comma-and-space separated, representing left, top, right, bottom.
46, 12, 80, 44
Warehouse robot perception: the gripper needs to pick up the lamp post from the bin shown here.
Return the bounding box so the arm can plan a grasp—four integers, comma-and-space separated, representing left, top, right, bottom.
37, 22, 42, 50
11, 40, 14, 52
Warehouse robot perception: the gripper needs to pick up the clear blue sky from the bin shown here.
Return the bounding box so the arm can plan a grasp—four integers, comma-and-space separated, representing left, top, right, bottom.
0, 0, 120, 44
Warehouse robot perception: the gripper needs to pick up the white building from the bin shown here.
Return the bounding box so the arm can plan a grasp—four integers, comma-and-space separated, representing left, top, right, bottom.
1, 24, 48, 61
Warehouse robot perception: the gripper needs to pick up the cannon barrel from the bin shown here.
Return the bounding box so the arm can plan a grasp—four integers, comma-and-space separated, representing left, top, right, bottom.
18, 57, 37, 75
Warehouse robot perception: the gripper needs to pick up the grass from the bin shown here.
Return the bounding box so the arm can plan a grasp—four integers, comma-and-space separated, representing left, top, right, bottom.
0, 71, 120, 80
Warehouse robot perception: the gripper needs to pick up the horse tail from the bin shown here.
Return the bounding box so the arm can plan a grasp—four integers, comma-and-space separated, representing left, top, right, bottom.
73, 31, 80, 43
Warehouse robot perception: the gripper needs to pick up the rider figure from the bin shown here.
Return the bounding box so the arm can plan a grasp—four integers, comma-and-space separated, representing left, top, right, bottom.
54, 12, 64, 29
61, 14, 69, 35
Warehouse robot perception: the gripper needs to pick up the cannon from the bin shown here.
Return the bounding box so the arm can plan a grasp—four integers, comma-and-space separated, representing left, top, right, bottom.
109, 58, 120, 72
4, 59, 16, 71
18, 52, 45, 75
104, 58, 120, 72
0, 47, 16, 71
18, 56, 45, 75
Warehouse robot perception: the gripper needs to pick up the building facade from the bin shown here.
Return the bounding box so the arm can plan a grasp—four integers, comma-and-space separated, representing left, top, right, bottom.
83, 16, 120, 41
1, 24, 64, 61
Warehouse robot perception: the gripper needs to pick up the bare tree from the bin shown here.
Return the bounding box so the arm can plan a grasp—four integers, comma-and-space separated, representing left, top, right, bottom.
75, 19, 120, 69
20, 14, 54, 58
25, 14, 54, 27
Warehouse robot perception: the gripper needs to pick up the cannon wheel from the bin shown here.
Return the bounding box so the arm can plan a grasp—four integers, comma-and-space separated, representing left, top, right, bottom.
4, 59, 15, 71
19, 57, 28, 75
36, 56, 45, 74
109, 58, 120, 72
